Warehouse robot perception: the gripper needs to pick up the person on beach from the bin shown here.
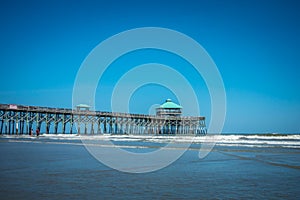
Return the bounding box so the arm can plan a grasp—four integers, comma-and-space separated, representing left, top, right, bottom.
36, 128, 40, 137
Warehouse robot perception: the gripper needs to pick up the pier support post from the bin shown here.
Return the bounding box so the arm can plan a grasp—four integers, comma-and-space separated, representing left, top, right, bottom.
104, 118, 107, 133
97, 119, 101, 134
84, 123, 87, 135
70, 122, 73, 134
91, 122, 94, 134
0, 119, 3, 134
54, 122, 58, 134
46, 123, 50, 134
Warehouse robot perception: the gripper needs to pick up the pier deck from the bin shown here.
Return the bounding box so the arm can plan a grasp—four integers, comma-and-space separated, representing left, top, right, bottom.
0, 104, 206, 135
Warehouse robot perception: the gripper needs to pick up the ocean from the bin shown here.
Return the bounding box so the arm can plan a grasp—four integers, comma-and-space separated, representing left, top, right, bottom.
0, 134, 299, 199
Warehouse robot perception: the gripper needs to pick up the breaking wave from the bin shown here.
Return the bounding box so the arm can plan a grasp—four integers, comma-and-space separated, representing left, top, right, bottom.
2, 133, 300, 149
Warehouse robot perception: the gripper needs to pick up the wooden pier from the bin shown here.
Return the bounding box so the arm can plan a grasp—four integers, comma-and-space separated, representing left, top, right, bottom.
0, 104, 206, 135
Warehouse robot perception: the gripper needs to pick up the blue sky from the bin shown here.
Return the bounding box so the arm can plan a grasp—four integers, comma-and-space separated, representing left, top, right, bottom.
0, 0, 299, 133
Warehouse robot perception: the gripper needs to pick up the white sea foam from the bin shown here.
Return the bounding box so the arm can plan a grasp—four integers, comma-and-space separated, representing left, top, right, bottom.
2, 134, 300, 148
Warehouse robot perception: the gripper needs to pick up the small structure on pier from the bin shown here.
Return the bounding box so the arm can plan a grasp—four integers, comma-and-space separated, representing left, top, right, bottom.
156, 99, 182, 117
156, 99, 183, 134
76, 104, 90, 111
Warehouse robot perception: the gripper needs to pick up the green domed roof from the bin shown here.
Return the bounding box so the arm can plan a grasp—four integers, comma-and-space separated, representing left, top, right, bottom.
159, 99, 182, 109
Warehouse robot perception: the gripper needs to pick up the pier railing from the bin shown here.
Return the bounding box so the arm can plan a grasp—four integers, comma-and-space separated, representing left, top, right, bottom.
0, 104, 206, 135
